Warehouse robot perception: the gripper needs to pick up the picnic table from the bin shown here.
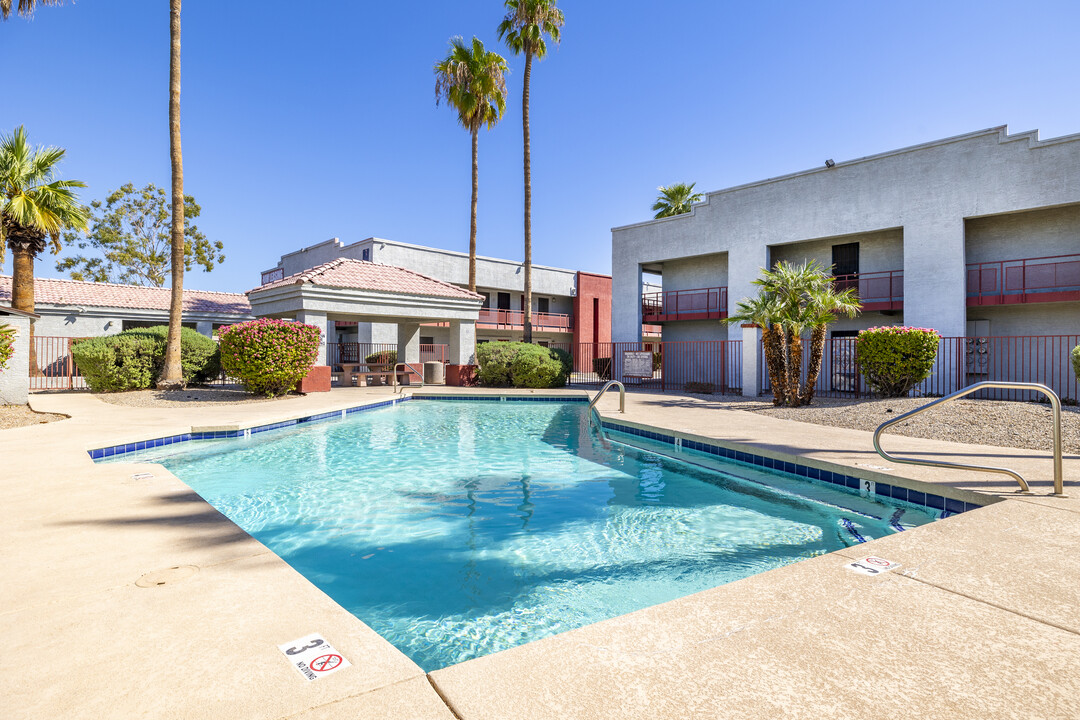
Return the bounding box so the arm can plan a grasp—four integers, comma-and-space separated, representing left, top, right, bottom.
337, 363, 397, 387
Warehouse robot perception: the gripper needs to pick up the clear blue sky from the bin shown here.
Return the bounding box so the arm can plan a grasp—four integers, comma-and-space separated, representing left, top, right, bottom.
3, 1, 1078, 293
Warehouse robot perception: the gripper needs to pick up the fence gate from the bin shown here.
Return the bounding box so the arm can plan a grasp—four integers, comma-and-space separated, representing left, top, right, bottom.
30, 336, 88, 391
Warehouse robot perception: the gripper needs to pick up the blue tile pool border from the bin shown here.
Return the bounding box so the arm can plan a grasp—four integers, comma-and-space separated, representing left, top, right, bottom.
88, 394, 588, 460
600, 419, 985, 517
89, 396, 411, 460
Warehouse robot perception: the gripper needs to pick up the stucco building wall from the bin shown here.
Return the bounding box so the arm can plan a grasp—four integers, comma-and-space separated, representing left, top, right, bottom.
0, 314, 31, 405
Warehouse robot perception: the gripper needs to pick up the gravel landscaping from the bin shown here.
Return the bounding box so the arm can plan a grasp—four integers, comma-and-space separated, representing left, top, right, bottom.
93, 385, 301, 409
682, 393, 1080, 454
0, 405, 66, 430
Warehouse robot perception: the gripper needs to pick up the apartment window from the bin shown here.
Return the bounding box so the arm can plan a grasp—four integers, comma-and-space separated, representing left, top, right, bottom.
420, 336, 434, 345
537, 297, 550, 314
480, 292, 490, 308
538, 341, 549, 347
832, 242, 859, 276
362, 248, 371, 261
497, 292, 511, 310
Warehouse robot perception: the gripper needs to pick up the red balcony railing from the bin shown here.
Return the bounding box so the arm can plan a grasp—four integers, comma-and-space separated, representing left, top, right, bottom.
967, 253, 1080, 306
831, 270, 904, 311
476, 309, 573, 331
641, 287, 728, 322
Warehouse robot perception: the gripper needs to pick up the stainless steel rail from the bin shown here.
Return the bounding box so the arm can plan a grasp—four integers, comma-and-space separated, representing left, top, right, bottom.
873, 381, 1065, 496
394, 362, 425, 393
589, 380, 625, 413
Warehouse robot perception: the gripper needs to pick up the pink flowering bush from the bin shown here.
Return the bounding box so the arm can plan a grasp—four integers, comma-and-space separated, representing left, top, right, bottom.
0, 323, 14, 373
856, 326, 940, 397
218, 318, 321, 397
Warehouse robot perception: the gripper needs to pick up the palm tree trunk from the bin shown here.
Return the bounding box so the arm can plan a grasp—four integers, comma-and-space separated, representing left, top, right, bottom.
801, 324, 827, 405
761, 325, 785, 406
521, 50, 533, 344
786, 333, 803, 407
158, 0, 185, 390
469, 127, 478, 293
9, 243, 40, 376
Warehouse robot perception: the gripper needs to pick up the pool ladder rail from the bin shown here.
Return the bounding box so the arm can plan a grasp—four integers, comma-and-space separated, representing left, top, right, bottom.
873, 381, 1065, 496
394, 362, 425, 393
589, 381, 625, 413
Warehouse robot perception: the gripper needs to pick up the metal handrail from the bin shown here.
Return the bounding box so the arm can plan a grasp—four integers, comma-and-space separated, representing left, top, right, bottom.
873, 381, 1065, 496
589, 380, 625, 413
394, 362, 425, 393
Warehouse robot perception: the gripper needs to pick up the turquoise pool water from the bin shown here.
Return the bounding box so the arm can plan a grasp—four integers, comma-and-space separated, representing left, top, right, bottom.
103, 400, 934, 670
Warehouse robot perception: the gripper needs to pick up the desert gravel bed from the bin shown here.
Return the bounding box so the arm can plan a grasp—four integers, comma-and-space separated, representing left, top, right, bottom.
683, 393, 1080, 454
0, 405, 66, 430
93, 386, 300, 409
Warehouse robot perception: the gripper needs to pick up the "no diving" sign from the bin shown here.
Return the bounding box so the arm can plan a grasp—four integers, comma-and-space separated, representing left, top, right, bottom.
844, 556, 901, 576
278, 633, 352, 681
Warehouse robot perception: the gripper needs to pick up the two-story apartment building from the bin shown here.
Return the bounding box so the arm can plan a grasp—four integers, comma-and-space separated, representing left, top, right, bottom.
613, 126, 1080, 396
260, 237, 617, 354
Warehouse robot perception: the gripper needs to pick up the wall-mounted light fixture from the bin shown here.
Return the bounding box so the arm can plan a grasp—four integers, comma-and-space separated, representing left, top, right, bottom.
825, 159, 835, 168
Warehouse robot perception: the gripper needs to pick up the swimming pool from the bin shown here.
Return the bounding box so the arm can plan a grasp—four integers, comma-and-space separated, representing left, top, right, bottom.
102, 399, 935, 670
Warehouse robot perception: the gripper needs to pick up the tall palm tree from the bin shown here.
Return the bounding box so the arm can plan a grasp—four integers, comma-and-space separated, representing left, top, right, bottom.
498, 0, 563, 344
435, 37, 508, 293
652, 182, 704, 219
0, 126, 89, 373
159, 0, 185, 389
728, 292, 787, 406
0, 0, 64, 20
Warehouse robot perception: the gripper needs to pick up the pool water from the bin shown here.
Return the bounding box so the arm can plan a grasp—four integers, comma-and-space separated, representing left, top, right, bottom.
103, 400, 934, 670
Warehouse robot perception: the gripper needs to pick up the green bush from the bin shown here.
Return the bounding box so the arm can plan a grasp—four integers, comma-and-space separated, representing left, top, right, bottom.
593, 357, 612, 380
72, 326, 221, 392
856, 326, 940, 397
219, 318, 321, 397
1072, 344, 1080, 382
365, 350, 397, 366
476, 342, 571, 388
0, 323, 15, 372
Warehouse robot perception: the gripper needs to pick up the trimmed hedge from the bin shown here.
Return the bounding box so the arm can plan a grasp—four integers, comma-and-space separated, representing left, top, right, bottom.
0, 323, 14, 372
476, 342, 571, 388
856, 326, 940, 397
219, 318, 321, 397
1072, 344, 1080, 382
365, 350, 397, 366
72, 326, 221, 392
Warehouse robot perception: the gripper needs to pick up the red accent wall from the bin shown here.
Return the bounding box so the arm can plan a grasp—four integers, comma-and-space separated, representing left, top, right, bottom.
573, 272, 612, 346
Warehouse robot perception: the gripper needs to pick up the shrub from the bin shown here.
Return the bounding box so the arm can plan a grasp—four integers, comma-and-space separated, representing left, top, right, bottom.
0, 323, 14, 372
856, 326, 940, 397
72, 326, 221, 392
365, 350, 397, 366
653, 351, 662, 371
593, 357, 612, 380
218, 318, 321, 397
476, 342, 571, 388
1073, 344, 1080, 383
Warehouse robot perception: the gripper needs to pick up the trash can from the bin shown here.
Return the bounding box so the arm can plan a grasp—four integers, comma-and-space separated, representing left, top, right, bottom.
423, 361, 445, 385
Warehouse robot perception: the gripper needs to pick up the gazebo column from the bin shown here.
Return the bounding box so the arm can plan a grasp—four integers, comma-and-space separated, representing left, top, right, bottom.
397, 323, 421, 364
449, 321, 476, 365
296, 310, 328, 366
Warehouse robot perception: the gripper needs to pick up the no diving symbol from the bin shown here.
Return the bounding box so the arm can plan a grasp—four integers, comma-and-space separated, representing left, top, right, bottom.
863, 557, 893, 567
311, 654, 342, 673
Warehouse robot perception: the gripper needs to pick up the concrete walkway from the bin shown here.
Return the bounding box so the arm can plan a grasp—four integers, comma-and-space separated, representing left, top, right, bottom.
3, 388, 1078, 719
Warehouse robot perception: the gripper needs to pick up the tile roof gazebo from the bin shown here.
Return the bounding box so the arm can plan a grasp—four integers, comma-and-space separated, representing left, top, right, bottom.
247, 258, 484, 370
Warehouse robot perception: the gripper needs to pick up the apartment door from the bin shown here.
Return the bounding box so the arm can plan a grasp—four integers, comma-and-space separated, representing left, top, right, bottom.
832, 242, 860, 292
497, 292, 511, 310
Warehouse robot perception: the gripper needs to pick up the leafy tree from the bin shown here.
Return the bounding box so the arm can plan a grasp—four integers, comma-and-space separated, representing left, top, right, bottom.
1, 0, 64, 20
435, 37, 508, 293
57, 183, 224, 286
0, 126, 89, 373
652, 182, 704, 219
498, 0, 564, 343
160, 0, 186, 390
728, 260, 859, 407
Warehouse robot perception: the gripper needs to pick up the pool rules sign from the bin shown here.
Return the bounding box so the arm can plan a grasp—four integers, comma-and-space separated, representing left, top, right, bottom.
279, 633, 351, 681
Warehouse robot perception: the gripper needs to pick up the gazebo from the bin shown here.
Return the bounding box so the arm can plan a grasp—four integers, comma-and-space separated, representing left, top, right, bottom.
247, 258, 483, 384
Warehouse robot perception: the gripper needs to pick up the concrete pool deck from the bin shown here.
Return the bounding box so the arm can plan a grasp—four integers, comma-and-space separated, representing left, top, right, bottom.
2, 387, 1078, 719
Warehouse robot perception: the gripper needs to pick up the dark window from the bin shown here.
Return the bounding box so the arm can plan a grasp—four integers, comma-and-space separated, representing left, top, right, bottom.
420, 336, 434, 345
538, 341, 549, 348
831, 330, 858, 338
361, 248, 371, 261
497, 292, 511, 310
832, 242, 859, 276
538, 297, 550, 314
480, 292, 490, 308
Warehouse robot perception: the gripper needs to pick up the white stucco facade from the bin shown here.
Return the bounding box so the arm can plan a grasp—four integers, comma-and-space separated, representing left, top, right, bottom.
611, 126, 1080, 394
0, 308, 34, 405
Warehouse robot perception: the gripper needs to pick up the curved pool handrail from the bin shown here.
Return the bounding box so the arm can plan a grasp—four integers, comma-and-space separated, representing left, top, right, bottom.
872, 381, 1064, 496
589, 380, 625, 413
